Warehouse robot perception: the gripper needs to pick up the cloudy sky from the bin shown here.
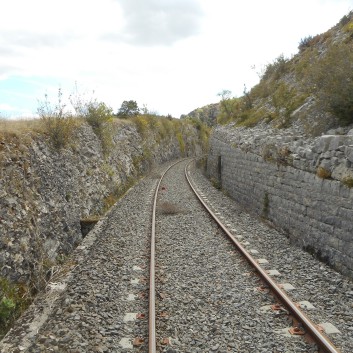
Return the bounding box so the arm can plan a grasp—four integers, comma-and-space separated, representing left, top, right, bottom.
0, 0, 352, 118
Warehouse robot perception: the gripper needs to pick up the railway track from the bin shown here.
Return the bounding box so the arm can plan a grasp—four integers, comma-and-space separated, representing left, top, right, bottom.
147, 159, 343, 352
1, 158, 351, 353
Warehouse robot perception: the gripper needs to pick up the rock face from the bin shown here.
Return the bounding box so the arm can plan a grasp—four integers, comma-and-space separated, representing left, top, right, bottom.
207, 125, 353, 278
180, 103, 220, 126
0, 121, 202, 287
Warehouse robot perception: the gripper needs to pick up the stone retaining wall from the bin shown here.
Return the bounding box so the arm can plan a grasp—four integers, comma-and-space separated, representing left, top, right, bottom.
207, 125, 353, 278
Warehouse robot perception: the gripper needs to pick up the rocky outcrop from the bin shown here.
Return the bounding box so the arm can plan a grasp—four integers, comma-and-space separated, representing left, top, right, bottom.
207, 124, 353, 278
181, 103, 220, 127
0, 120, 202, 288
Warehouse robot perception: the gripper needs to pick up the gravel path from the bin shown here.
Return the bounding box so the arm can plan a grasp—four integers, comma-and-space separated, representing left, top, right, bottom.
1, 158, 351, 353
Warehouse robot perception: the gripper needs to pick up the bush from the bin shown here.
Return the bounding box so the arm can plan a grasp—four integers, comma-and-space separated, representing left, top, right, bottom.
217, 97, 242, 125
186, 118, 210, 152
84, 101, 114, 155
176, 132, 185, 156
0, 277, 31, 338
261, 54, 289, 81
0, 297, 15, 321
304, 43, 353, 125
37, 89, 77, 149
338, 12, 352, 28
342, 176, 353, 188
132, 115, 150, 137
316, 166, 331, 179
298, 36, 314, 51
271, 82, 307, 128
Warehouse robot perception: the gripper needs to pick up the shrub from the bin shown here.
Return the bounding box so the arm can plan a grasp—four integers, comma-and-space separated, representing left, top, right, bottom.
159, 117, 173, 138
338, 12, 352, 28
37, 89, 77, 149
261, 54, 289, 81
84, 101, 114, 155
132, 115, 150, 137
304, 43, 353, 125
316, 166, 331, 179
217, 97, 242, 125
342, 176, 353, 188
186, 118, 210, 152
298, 36, 314, 51
85, 101, 113, 131
176, 132, 185, 156
0, 297, 15, 321
270, 83, 307, 128
0, 277, 31, 338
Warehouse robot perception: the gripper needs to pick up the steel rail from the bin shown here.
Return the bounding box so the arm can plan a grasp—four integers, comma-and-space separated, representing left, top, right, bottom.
184, 160, 340, 353
149, 159, 187, 353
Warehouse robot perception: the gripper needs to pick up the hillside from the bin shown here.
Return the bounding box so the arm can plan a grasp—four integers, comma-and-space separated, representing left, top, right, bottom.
180, 103, 219, 127
185, 11, 353, 135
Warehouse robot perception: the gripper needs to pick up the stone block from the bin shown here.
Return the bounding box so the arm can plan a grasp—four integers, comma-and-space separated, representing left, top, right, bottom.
314, 135, 335, 153
326, 236, 340, 250
329, 136, 353, 151
345, 146, 353, 163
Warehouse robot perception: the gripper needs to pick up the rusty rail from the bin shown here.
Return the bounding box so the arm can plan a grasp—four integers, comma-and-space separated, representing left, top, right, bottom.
185, 161, 340, 353
149, 159, 186, 353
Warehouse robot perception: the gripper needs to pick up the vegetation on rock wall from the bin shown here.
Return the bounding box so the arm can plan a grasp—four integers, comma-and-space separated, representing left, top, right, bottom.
0, 278, 32, 338
189, 11, 353, 135
181, 103, 219, 127
0, 93, 209, 338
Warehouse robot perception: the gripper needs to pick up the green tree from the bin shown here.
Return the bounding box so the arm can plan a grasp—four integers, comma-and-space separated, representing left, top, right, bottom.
117, 100, 140, 118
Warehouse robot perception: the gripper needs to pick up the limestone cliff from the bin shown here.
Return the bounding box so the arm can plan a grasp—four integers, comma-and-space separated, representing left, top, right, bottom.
0, 118, 202, 291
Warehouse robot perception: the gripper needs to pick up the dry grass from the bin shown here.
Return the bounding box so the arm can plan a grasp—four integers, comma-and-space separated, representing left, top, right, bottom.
0, 118, 43, 138
157, 202, 185, 215
316, 166, 332, 179
0, 117, 127, 141
342, 176, 353, 188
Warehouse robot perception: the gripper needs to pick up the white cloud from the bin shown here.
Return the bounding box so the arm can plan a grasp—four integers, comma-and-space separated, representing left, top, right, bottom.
113, 0, 203, 46
0, 0, 351, 118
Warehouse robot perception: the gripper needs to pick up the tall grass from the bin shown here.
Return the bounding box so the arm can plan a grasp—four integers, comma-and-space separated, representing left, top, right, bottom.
0, 118, 43, 139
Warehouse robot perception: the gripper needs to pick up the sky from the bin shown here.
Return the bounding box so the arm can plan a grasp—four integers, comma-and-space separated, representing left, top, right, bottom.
0, 0, 352, 119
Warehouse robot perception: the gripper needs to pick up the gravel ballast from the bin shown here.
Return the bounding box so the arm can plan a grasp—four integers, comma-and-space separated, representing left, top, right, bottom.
155, 160, 321, 352
1, 158, 351, 353
189, 160, 353, 353
0, 166, 165, 352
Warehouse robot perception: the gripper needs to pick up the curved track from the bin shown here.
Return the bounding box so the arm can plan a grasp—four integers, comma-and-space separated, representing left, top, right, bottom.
184, 160, 339, 353
148, 158, 341, 353
1, 158, 349, 353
